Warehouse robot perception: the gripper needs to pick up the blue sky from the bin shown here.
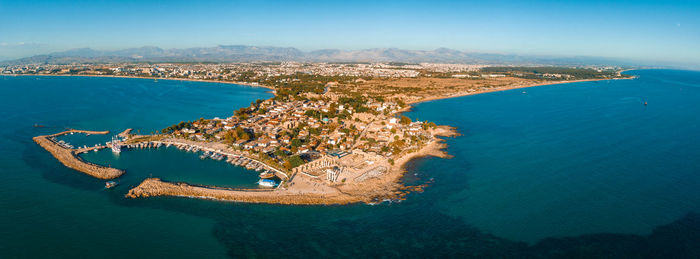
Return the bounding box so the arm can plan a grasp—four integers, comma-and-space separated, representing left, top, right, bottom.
1, 0, 698, 65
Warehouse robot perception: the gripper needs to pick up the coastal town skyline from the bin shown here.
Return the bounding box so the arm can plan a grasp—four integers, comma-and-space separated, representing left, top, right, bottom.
1, 0, 699, 67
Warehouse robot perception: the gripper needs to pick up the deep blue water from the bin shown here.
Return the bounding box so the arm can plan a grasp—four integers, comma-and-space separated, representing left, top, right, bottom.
1, 71, 700, 258
405, 69, 700, 243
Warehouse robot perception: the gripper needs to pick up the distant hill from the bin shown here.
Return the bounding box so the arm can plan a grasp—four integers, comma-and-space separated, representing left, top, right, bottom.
2, 45, 646, 67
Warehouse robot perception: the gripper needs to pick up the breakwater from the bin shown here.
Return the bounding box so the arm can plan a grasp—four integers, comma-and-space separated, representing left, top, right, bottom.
126, 178, 362, 205
33, 130, 124, 179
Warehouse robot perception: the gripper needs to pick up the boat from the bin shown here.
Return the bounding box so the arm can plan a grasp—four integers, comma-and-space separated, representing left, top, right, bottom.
105, 181, 118, 188
258, 179, 277, 187
259, 171, 275, 179
111, 136, 122, 153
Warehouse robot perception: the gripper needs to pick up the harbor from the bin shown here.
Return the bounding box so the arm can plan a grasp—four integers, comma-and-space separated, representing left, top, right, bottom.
120, 138, 289, 184
32, 129, 124, 179
35, 129, 288, 188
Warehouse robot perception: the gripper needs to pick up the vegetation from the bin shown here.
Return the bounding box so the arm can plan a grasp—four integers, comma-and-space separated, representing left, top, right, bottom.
286, 155, 306, 169
481, 67, 620, 79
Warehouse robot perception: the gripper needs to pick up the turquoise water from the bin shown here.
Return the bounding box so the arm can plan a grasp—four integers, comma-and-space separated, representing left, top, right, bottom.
1, 71, 700, 258
405, 69, 700, 243
80, 147, 261, 189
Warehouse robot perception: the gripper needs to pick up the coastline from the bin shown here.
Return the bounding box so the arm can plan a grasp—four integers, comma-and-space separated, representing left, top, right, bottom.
6, 74, 276, 90
405, 77, 634, 106
123, 127, 459, 205
31, 72, 633, 205
6, 73, 633, 104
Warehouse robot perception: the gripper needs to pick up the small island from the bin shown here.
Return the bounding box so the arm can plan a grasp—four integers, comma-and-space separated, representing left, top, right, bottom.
31, 63, 632, 205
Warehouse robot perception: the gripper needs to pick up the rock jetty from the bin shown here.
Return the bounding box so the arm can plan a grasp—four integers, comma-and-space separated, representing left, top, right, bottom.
33, 130, 124, 179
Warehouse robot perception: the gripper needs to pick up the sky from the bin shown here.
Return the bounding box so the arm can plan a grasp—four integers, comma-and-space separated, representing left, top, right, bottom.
0, 0, 698, 66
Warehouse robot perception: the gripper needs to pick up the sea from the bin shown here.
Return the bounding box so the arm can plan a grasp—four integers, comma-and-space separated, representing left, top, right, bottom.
1, 70, 699, 258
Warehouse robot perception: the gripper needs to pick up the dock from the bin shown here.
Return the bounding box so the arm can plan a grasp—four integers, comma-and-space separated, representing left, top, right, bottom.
33, 130, 124, 179
126, 138, 289, 181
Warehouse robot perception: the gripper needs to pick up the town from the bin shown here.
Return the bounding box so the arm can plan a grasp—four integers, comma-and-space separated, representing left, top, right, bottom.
24, 61, 631, 204
120, 78, 458, 204
1, 62, 624, 82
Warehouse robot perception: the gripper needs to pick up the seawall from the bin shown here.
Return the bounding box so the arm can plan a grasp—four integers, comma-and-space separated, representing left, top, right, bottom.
126, 178, 364, 205
33, 130, 124, 179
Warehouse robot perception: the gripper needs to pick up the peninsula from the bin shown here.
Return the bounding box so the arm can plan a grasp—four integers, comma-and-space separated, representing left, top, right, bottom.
28, 63, 632, 205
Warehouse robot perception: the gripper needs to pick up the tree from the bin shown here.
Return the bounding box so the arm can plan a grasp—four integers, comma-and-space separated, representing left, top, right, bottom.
235, 127, 250, 140
287, 155, 305, 168
274, 149, 287, 158
400, 115, 412, 125
223, 130, 235, 143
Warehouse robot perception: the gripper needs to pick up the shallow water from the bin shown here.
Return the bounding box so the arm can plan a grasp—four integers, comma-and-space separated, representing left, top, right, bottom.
1, 72, 699, 258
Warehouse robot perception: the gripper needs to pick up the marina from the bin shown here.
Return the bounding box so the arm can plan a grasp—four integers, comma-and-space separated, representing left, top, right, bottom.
32, 130, 124, 179
48, 132, 286, 187
118, 139, 289, 182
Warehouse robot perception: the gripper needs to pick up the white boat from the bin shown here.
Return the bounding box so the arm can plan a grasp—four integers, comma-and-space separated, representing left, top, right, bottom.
105, 181, 118, 188
111, 136, 121, 153
258, 179, 276, 187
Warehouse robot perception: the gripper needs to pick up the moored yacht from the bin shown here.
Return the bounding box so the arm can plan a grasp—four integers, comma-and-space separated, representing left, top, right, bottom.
258, 179, 276, 187
259, 171, 275, 179
111, 136, 121, 153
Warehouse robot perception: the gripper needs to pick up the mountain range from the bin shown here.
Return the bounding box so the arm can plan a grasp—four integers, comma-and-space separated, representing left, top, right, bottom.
3, 45, 645, 67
